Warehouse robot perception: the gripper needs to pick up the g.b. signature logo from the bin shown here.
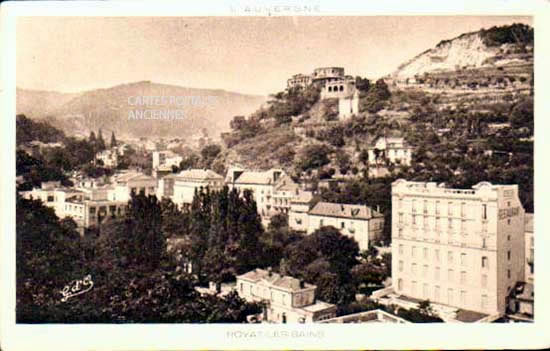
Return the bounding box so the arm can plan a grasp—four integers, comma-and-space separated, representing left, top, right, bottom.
60, 275, 94, 302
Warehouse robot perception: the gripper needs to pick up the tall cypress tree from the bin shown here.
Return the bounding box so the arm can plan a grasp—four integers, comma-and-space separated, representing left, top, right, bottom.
110, 131, 117, 148
97, 129, 106, 151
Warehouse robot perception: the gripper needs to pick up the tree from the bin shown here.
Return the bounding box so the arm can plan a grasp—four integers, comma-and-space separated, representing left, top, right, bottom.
297, 144, 331, 172
110, 131, 117, 148
509, 97, 533, 134
355, 76, 371, 93
89, 131, 96, 144
283, 226, 359, 304
97, 129, 106, 151
124, 192, 166, 268
418, 299, 435, 316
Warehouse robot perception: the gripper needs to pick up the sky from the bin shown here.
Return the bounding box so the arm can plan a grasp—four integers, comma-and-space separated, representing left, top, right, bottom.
17, 16, 532, 96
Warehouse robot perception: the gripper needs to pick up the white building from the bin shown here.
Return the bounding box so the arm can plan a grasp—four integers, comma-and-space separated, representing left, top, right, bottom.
306, 202, 384, 251
338, 89, 360, 120
228, 168, 285, 218
107, 172, 157, 202
152, 150, 183, 170
368, 137, 413, 166
391, 179, 526, 316
288, 191, 314, 232
236, 268, 336, 323
171, 169, 224, 207
20, 181, 127, 230
96, 149, 118, 168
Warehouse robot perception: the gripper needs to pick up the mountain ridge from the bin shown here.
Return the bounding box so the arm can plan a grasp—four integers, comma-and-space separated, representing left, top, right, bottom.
17, 81, 266, 139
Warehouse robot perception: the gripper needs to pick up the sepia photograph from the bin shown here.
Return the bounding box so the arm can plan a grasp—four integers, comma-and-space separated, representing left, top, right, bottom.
1, 2, 547, 350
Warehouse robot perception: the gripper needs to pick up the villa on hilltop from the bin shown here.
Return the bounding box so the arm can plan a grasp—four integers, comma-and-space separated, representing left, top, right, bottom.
287, 67, 359, 120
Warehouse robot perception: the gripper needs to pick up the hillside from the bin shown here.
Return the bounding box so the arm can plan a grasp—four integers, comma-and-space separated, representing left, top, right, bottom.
392, 23, 533, 79
16, 88, 80, 119
16, 81, 266, 139
217, 24, 533, 211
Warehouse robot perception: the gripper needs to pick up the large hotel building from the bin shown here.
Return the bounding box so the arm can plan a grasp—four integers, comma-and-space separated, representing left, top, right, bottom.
391, 179, 525, 315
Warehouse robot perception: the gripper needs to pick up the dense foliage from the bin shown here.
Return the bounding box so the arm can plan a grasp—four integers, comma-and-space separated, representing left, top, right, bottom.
480, 23, 533, 47
16, 193, 261, 323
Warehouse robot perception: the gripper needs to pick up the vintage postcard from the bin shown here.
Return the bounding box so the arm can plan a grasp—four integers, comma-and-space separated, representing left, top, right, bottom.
1, 0, 549, 350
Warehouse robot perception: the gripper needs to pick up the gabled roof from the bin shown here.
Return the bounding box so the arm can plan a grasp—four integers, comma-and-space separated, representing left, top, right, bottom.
234, 169, 283, 185
176, 169, 223, 181
237, 268, 315, 292
309, 202, 382, 220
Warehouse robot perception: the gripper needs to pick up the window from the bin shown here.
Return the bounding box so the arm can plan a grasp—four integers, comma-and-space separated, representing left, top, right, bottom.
507, 269, 511, 279
507, 250, 511, 260
482, 238, 487, 249
481, 274, 487, 288
448, 202, 453, 216
399, 260, 404, 272
461, 220, 466, 233
89, 207, 96, 215
460, 290, 466, 305
341, 222, 345, 229
435, 267, 440, 280
398, 279, 403, 291
481, 295, 488, 310
448, 218, 453, 229
448, 251, 453, 264
412, 246, 417, 258
412, 199, 417, 213
507, 218, 511, 225
320, 219, 324, 226
460, 271, 467, 284
461, 202, 466, 217
435, 249, 440, 261
411, 281, 417, 295
423, 200, 428, 214
448, 269, 454, 282
482, 204, 487, 220
460, 253, 467, 266
423, 248, 428, 259
399, 214, 403, 224
412, 215, 417, 225
412, 263, 417, 274
399, 244, 404, 254
398, 228, 403, 237
482, 256, 489, 268
436, 201, 440, 214
423, 265, 428, 277
423, 283, 428, 298
240, 283, 243, 292
448, 288, 454, 305
434, 286, 440, 301
436, 217, 441, 230
507, 234, 511, 241
47, 195, 54, 202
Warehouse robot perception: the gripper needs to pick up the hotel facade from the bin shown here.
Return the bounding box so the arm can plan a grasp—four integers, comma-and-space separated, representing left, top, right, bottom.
391, 179, 525, 316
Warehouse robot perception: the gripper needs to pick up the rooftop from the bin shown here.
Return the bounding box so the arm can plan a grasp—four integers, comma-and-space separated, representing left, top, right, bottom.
237, 268, 315, 292
308, 202, 383, 220
234, 169, 282, 185
176, 169, 224, 181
